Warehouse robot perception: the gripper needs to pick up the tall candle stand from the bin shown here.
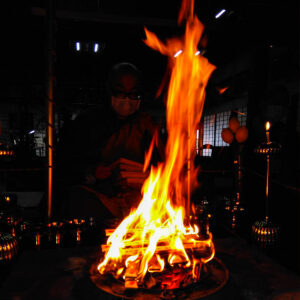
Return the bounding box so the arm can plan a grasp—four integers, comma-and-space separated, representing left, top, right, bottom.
252, 122, 281, 247
224, 148, 246, 230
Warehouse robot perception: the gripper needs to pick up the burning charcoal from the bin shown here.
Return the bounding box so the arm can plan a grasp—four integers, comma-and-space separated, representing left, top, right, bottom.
181, 273, 193, 287
144, 274, 157, 289
115, 267, 124, 279
104, 260, 120, 273
148, 264, 162, 272
160, 270, 189, 290
124, 259, 140, 289
125, 262, 139, 278
168, 252, 188, 266
125, 278, 138, 289
148, 254, 165, 273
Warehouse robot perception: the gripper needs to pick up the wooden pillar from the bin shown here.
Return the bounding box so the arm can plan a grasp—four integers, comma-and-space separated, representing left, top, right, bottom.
46, 0, 55, 221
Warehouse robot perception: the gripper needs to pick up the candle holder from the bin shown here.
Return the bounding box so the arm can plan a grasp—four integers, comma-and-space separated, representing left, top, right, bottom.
193, 197, 212, 237
252, 122, 281, 247
252, 219, 280, 247
0, 232, 19, 263
0, 143, 15, 160
224, 193, 245, 230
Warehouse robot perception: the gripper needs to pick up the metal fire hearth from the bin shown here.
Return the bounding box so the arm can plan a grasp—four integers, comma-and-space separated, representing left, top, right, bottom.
89, 257, 228, 299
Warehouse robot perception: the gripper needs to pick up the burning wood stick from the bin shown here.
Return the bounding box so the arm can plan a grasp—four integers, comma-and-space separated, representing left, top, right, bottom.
101, 240, 212, 255
105, 228, 199, 237
102, 238, 206, 250
124, 260, 140, 289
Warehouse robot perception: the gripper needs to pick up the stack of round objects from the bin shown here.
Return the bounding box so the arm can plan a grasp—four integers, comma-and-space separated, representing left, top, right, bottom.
0, 232, 18, 263
252, 219, 280, 247
0, 144, 15, 159
254, 141, 282, 155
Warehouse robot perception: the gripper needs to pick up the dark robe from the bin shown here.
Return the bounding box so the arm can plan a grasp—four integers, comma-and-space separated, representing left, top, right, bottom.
53, 103, 163, 219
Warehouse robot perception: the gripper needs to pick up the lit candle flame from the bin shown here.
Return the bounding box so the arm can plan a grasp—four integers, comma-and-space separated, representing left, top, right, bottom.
265, 121, 271, 131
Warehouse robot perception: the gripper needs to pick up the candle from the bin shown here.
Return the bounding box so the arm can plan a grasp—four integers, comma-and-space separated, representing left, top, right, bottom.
265, 121, 271, 144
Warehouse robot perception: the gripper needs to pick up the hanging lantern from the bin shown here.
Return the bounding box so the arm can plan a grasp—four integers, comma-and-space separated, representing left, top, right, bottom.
221, 128, 234, 144
235, 126, 248, 143
228, 117, 240, 133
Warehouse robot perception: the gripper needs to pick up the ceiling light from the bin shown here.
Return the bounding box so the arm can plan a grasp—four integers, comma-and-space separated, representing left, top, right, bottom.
94, 43, 99, 53
75, 42, 81, 51
215, 9, 226, 19
174, 49, 183, 57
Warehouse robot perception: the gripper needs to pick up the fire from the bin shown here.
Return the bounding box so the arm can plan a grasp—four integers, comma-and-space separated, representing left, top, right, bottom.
98, 0, 216, 289
217, 86, 229, 94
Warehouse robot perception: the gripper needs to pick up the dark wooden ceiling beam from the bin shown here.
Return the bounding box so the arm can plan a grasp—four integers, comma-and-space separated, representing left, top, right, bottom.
31, 7, 177, 27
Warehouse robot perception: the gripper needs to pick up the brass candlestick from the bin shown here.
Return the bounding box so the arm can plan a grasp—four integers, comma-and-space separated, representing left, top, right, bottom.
252, 122, 281, 247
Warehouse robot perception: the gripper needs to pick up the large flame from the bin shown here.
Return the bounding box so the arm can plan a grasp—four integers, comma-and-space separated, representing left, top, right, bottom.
98, 0, 216, 286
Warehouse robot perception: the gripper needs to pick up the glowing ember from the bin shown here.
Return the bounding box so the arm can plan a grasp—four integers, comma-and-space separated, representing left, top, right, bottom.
97, 0, 216, 289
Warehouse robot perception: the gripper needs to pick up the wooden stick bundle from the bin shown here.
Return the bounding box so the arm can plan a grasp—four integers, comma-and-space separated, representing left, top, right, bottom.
101, 239, 211, 255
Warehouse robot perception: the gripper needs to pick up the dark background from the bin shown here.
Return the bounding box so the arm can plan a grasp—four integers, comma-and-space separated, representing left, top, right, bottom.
2, 0, 299, 275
